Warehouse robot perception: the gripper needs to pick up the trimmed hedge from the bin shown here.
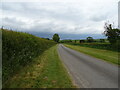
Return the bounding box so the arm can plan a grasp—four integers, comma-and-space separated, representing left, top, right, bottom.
2, 29, 56, 84
68, 43, 119, 52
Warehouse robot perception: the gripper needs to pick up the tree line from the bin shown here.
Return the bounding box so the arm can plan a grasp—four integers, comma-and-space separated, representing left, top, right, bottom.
52, 22, 120, 46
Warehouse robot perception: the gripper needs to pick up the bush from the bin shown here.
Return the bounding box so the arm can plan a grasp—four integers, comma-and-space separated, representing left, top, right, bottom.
2, 29, 56, 83
60, 40, 72, 43
86, 37, 94, 43
69, 42, 119, 52
99, 39, 105, 43
79, 40, 85, 43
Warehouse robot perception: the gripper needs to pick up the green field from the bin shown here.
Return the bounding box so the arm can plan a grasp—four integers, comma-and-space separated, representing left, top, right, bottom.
66, 42, 119, 52
64, 44, 119, 65
3, 45, 75, 88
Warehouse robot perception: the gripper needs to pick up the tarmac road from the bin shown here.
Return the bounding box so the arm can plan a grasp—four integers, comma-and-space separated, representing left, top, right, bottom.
58, 44, 119, 88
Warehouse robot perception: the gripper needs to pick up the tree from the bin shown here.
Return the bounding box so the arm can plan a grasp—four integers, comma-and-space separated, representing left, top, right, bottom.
52, 33, 60, 43
104, 22, 120, 44
75, 40, 77, 43
79, 40, 85, 43
86, 37, 94, 43
99, 39, 105, 43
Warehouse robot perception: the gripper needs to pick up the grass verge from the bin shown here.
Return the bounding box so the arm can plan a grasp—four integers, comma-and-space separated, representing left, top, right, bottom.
64, 44, 119, 65
3, 45, 75, 88
2, 29, 55, 83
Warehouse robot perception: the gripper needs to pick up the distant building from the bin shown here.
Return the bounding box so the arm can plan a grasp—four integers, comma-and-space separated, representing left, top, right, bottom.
118, 1, 120, 29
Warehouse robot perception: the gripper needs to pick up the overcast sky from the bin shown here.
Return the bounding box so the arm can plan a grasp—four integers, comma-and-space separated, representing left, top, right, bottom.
0, 0, 119, 39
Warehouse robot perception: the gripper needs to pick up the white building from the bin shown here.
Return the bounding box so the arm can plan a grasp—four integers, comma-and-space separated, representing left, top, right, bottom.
118, 1, 120, 29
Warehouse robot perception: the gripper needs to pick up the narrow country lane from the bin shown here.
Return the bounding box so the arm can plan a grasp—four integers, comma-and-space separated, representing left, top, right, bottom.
58, 44, 119, 88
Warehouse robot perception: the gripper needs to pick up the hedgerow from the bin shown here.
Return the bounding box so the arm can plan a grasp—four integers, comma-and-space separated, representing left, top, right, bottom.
2, 29, 56, 84
67, 43, 119, 52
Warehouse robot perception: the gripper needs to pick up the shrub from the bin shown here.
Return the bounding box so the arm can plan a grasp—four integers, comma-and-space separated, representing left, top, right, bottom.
2, 29, 56, 83
60, 40, 72, 43
79, 40, 85, 43
99, 39, 105, 43
86, 37, 94, 43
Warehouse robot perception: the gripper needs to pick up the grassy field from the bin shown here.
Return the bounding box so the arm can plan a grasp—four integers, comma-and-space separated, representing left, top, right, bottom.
64, 44, 119, 65
3, 45, 75, 88
2, 29, 56, 85
68, 43, 119, 52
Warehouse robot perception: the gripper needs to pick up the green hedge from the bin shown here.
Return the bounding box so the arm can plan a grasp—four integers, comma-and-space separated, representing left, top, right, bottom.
67, 42, 119, 52
2, 29, 56, 84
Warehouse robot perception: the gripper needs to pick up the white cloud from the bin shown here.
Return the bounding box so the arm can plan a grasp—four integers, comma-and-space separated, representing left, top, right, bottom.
1, 0, 119, 35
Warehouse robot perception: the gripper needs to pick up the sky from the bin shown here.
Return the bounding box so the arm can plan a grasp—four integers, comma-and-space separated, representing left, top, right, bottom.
0, 0, 119, 39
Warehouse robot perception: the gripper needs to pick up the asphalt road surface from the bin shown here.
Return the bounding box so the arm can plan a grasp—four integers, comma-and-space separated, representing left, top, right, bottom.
58, 44, 119, 88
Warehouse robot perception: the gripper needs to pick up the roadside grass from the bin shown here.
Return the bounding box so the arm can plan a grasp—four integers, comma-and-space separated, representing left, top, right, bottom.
64, 44, 119, 65
67, 42, 119, 52
2, 29, 56, 83
4, 45, 75, 88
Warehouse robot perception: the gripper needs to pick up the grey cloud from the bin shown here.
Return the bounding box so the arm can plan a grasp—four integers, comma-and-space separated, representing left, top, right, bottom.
2, 17, 26, 30
90, 15, 108, 22
3, 17, 24, 24
2, 2, 25, 12
2, 2, 84, 23
1, 0, 118, 35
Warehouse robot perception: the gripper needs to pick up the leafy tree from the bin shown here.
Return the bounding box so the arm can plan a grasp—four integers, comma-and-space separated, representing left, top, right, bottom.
75, 40, 77, 43
100, 39, 105, 43
79, 40, 85, 43
52, 33, 60, 43
104, 22, 120, 44
86, 37, 94, 43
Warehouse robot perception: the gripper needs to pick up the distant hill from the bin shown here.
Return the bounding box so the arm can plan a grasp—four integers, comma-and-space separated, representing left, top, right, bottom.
28, 31, 106, 40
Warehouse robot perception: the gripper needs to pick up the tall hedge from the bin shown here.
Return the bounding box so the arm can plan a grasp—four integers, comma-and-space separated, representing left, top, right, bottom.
2, 29, 56, 83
